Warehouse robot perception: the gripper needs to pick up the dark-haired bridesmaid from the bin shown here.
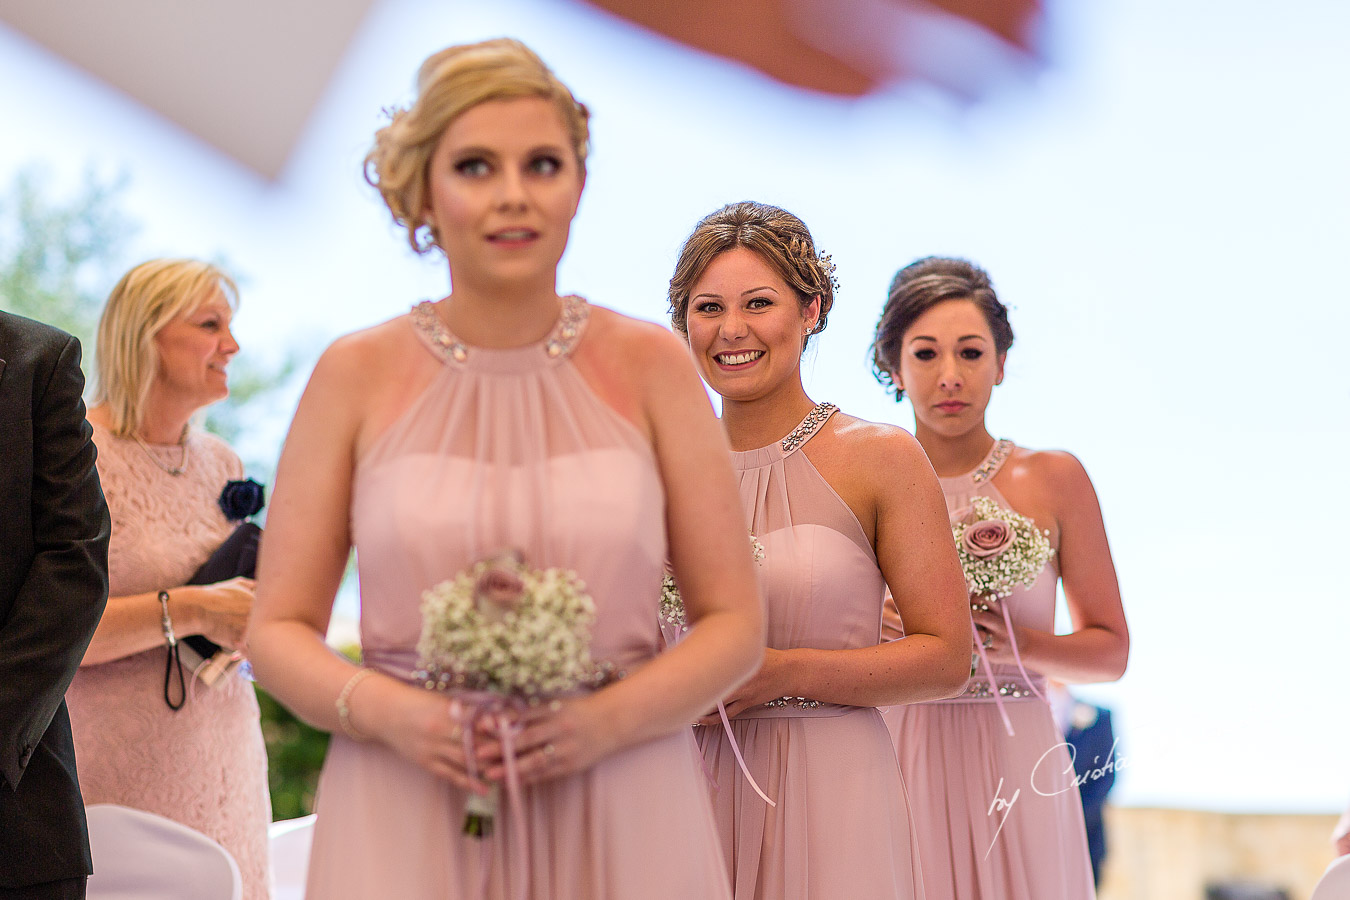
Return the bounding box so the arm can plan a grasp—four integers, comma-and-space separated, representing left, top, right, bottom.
873, 256, 1129, 899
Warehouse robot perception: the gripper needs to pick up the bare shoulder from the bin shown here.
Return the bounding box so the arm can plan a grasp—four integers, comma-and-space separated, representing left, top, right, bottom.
1009, 446, 1099, 505
828, 412, 930, 473
310, 314, 418, 386
583, 305, 691, 373
571, 305, 701, 442
578, 306, 702, 402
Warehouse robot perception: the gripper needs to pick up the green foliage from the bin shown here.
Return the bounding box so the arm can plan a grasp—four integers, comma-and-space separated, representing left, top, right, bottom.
256, 686, 330, 820
256, 641, 361, 820
0, 167, 134, 343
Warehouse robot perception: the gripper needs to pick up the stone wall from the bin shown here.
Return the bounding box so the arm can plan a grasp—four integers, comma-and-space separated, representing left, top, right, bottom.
1098, 807, 1340, 900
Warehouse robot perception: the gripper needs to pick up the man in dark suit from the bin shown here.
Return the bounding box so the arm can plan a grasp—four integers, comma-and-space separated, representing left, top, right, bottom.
0, 311, 110, 899
1062, 696, 1117, 888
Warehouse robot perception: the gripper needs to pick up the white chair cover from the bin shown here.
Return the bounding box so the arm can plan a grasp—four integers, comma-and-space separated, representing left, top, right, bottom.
1311, 854, 1350, 900
268, 814, 317, 900
86, 804, 241, 900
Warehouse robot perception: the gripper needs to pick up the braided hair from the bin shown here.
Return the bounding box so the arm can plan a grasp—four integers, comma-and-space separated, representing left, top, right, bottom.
668, 201, 838, 344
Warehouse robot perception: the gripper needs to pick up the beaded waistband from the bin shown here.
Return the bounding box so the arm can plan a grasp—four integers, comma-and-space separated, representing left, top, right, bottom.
726, 700, 860, 720
924, 674, 1047, 705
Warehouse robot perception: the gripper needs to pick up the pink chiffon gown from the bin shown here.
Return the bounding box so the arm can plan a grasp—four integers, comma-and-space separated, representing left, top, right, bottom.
881, 438, 1096, 899
66, 424, 272, 900
302, 297, 732, 900
695, 403, 925, 900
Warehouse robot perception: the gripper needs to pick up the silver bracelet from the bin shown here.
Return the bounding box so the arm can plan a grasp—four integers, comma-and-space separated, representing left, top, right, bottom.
336, 668, 377, 741
157, 590, 177, 647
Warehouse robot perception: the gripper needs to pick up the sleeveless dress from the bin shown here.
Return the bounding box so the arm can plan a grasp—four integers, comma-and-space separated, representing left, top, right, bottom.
67, 424, 272, 900
695, 403, 925, 900
881, 439, 1096, 899
303, 297, 732, 900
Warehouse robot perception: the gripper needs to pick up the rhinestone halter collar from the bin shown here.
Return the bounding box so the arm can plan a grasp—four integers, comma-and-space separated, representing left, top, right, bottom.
970, 438, 1014, 484
411, 295, 589, 365
780, 402, 838, 454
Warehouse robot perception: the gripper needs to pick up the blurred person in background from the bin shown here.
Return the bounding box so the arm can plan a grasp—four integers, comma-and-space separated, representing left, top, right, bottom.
0, 310, 109, 900
1049, 681, 1118, 887
66, 259, 270, 900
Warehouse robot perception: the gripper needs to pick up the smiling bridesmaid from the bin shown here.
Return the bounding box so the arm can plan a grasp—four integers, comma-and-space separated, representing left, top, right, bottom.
669, 202, 971, 900
872, 256, 1129, 899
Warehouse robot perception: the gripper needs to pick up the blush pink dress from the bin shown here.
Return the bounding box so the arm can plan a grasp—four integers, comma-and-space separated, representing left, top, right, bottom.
66, 424, 272, 900
302, 298, 732, 900
695, 403, 925, 900
881, 438, 1096, 899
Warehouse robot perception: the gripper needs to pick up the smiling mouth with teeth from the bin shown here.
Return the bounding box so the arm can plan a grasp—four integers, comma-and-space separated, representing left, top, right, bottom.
716, 350, 764, 365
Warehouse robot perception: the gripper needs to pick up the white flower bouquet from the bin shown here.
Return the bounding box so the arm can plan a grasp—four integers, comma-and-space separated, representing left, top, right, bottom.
413, 550, 607, 837
953, 495, 1054, 600
660, 532, 765, 637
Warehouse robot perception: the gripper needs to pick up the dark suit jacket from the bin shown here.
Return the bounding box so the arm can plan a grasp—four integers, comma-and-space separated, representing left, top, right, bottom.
0, 311, 110, 887
1065, 704, 1116, 886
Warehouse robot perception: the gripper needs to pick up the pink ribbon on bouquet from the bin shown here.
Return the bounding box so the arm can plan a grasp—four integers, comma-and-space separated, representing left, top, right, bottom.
451, 695, 531, 900
971, 596, 1047, 738
715, 701, 776, 807
665, 625, 776, 807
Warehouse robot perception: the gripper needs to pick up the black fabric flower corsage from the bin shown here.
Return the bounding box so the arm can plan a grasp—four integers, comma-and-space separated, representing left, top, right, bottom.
219, 478, 266, 521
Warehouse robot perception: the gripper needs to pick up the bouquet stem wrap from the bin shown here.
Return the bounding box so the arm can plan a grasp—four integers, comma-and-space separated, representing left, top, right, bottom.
452, 693, 531, 900
954, 495, 1055, 735
415, 551, 612, 899
969, 598, 1048, 738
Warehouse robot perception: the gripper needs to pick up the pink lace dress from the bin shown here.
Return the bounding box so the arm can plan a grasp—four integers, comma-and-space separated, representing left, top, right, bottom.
302, 298, 731, 899
881, 439, 1095, 899
695, 403, 925, 900
66, 423, 272, 900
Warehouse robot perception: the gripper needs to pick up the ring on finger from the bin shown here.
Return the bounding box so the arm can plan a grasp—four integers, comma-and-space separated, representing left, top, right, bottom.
981, 634, 994, 650
542, 742, 556, 760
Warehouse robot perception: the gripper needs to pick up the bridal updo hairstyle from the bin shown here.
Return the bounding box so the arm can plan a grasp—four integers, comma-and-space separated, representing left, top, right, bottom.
870, 256, 1014, 401
364, 38, 591, 254
668, 201, 837, 346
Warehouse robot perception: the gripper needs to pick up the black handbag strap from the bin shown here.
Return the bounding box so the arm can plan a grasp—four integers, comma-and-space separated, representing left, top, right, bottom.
164, 642, 186, 710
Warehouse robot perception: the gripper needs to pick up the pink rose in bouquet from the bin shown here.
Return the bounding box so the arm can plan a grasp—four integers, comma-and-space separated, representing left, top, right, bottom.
961, 518, 1016, 559
473, 552, 526, 620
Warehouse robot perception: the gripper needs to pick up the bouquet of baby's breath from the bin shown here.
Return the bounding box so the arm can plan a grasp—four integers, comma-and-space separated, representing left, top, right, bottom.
953, 495, 1054, 599
660, 532, 765, 637
414, 550, 606, 836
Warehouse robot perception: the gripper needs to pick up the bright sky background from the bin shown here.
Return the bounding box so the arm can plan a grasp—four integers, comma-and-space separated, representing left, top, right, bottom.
3, 0, 1347, 813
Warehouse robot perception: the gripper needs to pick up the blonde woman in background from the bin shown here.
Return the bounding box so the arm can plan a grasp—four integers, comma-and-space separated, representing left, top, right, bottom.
67, 259, 270, 899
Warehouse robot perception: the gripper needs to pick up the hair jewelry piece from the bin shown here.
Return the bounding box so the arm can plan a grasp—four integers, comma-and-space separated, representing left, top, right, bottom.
817, 251, 840, 294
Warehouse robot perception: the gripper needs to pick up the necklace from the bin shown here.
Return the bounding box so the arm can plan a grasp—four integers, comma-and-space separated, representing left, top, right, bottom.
131, 425, 190, 476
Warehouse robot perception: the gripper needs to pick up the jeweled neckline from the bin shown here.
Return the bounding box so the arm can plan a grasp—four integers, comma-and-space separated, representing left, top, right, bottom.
410, 295, 589, 366
964, 437, 1014, 484
780, 402, 838, 454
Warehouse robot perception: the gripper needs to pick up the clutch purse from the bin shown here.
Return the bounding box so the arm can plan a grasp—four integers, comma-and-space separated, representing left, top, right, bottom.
180, 523, 260, 688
